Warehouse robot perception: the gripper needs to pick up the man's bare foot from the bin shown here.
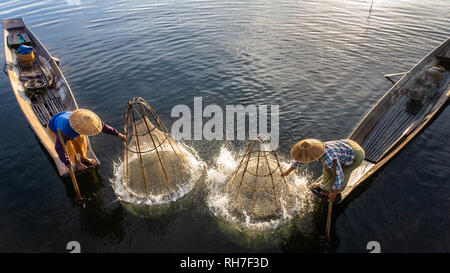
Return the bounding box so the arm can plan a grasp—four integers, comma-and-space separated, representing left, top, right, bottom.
81, 157, 96, 166
76, 162, 88, 171
311, 183, 330, 195
320, 190, 330, 196
311, 183, 330, 196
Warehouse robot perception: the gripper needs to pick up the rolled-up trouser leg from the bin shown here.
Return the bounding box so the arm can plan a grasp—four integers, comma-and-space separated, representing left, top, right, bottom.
319, 139, 365, 192
71, 135, 88, 160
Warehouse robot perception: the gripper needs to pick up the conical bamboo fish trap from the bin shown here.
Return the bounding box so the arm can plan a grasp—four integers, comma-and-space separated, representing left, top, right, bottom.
122, 97, 188, 200
226, 137, 292, 221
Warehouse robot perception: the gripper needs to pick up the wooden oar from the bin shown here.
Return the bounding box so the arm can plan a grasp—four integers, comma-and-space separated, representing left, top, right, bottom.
57, 129, 83, 204
326, 159, 338, 240
325, 200, 333, 240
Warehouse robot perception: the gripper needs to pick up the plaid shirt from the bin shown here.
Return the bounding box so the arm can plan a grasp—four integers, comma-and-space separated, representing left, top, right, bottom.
291, 139, 355, 190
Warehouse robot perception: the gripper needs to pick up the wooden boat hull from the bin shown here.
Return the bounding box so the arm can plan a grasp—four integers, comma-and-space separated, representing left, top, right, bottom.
315, 37, 450, 204
2, 18, 100, 177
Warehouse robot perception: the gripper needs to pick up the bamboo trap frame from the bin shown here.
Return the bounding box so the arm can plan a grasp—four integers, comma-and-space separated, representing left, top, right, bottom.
226, 137, 292, 220
122, 97, 188, 200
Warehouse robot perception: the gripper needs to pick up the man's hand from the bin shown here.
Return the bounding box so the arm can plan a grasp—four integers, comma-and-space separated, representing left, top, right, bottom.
117, 133, 127, 142
281, 166, 295, 178
328, 190, 339, 202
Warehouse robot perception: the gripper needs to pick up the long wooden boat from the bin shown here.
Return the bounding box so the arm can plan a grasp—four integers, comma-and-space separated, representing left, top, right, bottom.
2, 18, 100, 177
316, 37, 450, 204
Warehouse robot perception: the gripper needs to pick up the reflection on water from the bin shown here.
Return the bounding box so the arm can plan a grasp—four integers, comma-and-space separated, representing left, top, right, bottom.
0, 0, 449, 252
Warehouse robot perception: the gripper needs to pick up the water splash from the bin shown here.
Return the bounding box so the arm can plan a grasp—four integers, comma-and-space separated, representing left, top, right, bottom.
111, 143, 206, 205
206, 146, 314, 231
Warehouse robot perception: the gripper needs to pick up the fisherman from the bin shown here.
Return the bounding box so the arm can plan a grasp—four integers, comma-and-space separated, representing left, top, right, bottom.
47, 109, 126, 171
281, 139, 365, 202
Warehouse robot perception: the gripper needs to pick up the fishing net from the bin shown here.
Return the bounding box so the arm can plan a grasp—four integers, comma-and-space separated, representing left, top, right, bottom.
225, 137, 293, 221
122, 97, 189, 200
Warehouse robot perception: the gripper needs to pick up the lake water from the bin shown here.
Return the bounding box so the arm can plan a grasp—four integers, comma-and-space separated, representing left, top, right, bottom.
0, 0, 449, 252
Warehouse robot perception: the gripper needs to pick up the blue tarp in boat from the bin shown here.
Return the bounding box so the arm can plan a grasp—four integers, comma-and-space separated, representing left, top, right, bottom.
17, 45, 33, 55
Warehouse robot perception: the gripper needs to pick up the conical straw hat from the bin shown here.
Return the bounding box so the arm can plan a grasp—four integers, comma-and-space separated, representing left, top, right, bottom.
290, 138, 325, 163
69, 109, 102, 136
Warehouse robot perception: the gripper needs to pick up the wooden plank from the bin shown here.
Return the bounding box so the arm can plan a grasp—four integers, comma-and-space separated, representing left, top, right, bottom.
370, 96, 435, 161
47, 88, 59, 100
365, 108, 413, 161
31, 103, 50, 126
46, 100, 58, 116
361, 96, 408, 153
54, 97, 65, 112
2, 18, 25, 30
363, 106, 409, 159
351, 82, 409, 144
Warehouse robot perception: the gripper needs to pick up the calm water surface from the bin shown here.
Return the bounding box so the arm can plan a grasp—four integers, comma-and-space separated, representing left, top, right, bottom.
0, 0, 449, 252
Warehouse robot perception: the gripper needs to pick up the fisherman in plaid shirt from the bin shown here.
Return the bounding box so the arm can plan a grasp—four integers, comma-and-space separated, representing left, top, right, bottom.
282, 138, 365, 202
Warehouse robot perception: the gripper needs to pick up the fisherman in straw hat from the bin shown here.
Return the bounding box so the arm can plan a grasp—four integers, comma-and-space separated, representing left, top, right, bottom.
281, 139, 365, 202
47, 109, 126, 171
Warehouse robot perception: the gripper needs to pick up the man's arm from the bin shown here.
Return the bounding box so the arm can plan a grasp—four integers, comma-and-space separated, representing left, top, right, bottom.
101, 122, 126, 142
281, 161, 302, 177
281, 165, 295, 177
101, 122, 119, 136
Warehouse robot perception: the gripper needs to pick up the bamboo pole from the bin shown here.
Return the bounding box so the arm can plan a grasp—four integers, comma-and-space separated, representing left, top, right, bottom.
130, 107, 149, 198
229, 141, 253, 186
234, 140, 254, 201
123, 101, 132, 195
273, 151, 289, 188
326, 159, 338, 240
57, 129, 83, 204
250, 150, 261, 213
384, 71, 409, 85
263, 150, 278, 207
137, 103, 174, 191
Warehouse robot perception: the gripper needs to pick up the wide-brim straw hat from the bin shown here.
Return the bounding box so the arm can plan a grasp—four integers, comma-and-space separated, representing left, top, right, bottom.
69, 109, 102, 136
290, 138, 325, 163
